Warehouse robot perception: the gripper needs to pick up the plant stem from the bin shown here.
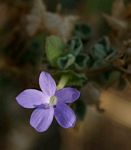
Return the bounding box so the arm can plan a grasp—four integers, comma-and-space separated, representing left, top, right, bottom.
57, 75, 69, 90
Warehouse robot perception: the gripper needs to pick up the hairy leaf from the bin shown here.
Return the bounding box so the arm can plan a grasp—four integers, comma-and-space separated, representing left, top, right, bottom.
45, 35, 65, 66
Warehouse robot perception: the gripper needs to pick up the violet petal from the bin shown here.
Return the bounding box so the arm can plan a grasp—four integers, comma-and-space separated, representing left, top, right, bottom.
16, 89, 49, 108
39, 71, 56, 96
55, 88, 80, 104
30, 107, 54, 132
54, 103, 76, 128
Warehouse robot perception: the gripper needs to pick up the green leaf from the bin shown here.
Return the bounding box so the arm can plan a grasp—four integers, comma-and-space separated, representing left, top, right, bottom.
91, 60, 105, 69
88, 37, 117, 70
74, 23, 92, 41
58, 53, 75, 69
68, 72, 87, 87
98, 37, 110, 52
45, 36, 65, 66
90, 44, 107, 60
75, 54, 90, 70
90, 37, 117, 61
67, 37, 83, 56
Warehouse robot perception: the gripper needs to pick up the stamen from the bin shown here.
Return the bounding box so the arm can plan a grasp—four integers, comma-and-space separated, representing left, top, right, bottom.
49, 96, 57, 106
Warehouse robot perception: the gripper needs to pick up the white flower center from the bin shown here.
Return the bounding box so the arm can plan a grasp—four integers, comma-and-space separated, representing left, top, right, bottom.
49, 96, 57, 106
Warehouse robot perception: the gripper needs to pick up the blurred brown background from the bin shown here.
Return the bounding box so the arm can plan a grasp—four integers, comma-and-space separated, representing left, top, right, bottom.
0, 0, 131, 150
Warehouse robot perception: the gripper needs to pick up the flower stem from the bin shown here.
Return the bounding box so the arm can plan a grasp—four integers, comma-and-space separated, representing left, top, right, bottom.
57, 75, 69, 90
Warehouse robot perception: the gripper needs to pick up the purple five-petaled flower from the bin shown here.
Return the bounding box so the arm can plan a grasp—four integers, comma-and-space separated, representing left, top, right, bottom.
16, 71, 80, 132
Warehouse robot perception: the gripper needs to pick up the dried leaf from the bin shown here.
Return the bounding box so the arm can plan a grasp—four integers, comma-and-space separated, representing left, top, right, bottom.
45, 13, 78, 42
112, 0, 125, 19
26, 0, 46, 36
103, 14, 128, 31
26, 0, 78, 42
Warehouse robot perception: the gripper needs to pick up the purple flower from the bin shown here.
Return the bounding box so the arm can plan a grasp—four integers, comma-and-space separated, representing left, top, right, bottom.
16, 71, 80, 132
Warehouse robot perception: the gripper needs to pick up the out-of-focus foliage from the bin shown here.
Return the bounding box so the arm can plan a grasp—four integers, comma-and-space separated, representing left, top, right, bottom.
73, 24, 92, 41
86, 0, 114, 13
88, 37, 117, 70
72, 100, 86, 120
20, 33, 45, 66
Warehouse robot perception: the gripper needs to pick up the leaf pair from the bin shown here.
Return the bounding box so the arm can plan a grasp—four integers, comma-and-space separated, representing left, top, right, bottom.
58, 37, 84, 69
45, 23, 92, 70
45, 36, 84, 69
